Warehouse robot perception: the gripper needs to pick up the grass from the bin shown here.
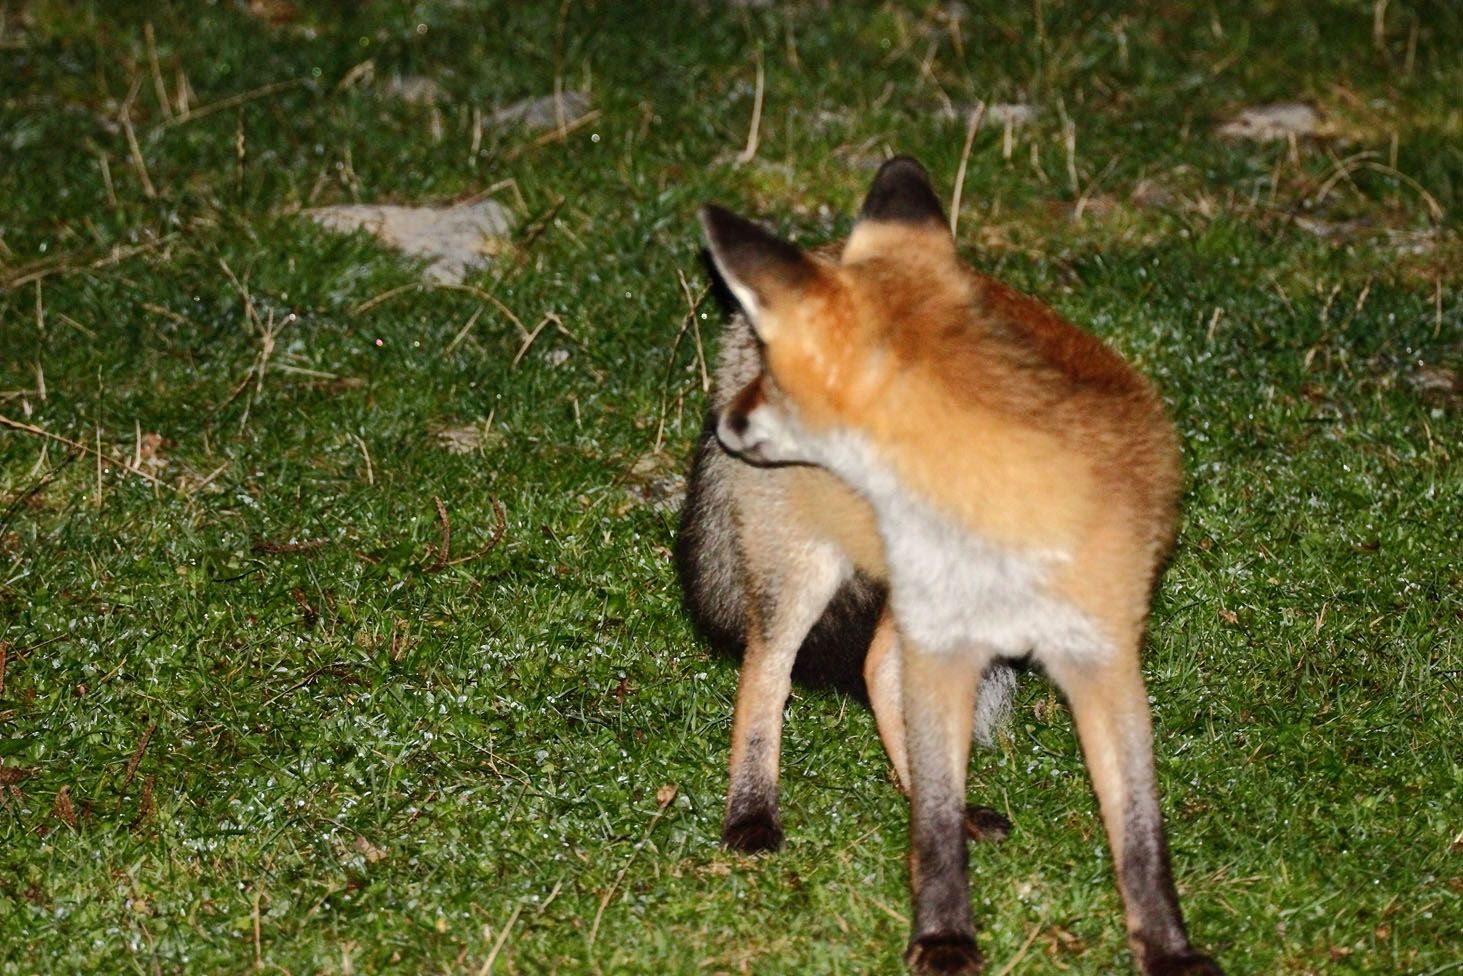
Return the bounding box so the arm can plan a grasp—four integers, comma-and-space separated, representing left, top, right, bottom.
1, 0, 1458, 973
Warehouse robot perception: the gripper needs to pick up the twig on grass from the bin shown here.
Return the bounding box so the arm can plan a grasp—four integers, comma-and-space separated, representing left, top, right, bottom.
449, 497, 508, 567
128, 774, 156, 830
503, 110, 602, 162
0, 415, 177, 492
424, 496, 453, 573
422, 496, 508, 573
123, 722, 157, 788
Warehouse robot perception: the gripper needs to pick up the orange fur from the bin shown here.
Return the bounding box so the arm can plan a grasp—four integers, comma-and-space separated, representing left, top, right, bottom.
755, 221, 1180, 615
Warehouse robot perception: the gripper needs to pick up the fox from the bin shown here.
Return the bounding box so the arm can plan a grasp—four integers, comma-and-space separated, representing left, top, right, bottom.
676, 244, 1021, 855
685, 157, 1223, 976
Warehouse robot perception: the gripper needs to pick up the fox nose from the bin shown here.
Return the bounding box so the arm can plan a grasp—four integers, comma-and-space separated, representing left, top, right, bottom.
716, 409, 760, 460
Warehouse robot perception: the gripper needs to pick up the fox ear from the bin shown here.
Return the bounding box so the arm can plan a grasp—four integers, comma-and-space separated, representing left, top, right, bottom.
700, 204, 815, 338
857, 156, 948, 229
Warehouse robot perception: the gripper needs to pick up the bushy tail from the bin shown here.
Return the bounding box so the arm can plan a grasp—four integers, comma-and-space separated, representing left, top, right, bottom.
974, 661, 1018, 747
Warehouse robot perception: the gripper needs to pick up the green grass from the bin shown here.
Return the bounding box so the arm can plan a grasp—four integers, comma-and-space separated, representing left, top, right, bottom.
1, 1, 1458, 973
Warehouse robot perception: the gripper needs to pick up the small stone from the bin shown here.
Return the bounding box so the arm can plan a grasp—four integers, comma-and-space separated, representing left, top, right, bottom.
305, 199, 515, 284
987, 103, 1035, 128
489, 91, 591, 130
1217, 102, 1321, 140
384, 75, 446, 106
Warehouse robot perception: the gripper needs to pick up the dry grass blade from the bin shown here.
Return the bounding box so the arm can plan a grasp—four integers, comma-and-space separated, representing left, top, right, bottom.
1311, 150, 1445, 222
588, 799, 673, 953
476, 901, 524, 976
446, 496, 508, 567
119, 75, 158, 198
0, 414, 179, 492
160, 77, 307, 128
993, 913, 1047, 976
423, 496, 452, 572
503, 109, 602, 161
1, 237, 170, 291
144, 22, 173, 119
653, 279, 711, 455
735, 51, 765, 165
251, 538, 328, 555
510, 314, 555, 368
950, 101, 986, 237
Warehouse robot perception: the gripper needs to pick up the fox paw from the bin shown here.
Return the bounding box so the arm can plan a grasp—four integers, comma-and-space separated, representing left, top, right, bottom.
1145, 951, 1224, 976
963, 805, 1012, 843
906, 934, 983, 975
721, 811, 783, 854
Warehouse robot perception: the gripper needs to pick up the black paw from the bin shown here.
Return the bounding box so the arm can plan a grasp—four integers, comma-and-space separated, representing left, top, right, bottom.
721, 811, 783, 854
906, 934, 983, 975
1144, 950, 1224, 976
963, 805, 1012, 843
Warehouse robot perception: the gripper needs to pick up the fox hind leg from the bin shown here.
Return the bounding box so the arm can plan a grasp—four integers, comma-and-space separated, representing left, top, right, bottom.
900, 641, 987, 975
1045, 652, 1223, 975
866, 627, 1013, 847
723, 547, 850, 853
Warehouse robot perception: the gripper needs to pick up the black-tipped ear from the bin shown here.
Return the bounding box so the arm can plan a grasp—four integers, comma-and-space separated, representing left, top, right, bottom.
857, 156, 946, 227
699, 205, 815, 329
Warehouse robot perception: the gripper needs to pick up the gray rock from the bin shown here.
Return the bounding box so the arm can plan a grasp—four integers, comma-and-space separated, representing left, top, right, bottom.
305, 199, 515, 284
489, 91, 591, 130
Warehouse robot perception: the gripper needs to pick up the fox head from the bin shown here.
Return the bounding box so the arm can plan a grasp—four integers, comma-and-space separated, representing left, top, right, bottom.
700, 156, 964, 466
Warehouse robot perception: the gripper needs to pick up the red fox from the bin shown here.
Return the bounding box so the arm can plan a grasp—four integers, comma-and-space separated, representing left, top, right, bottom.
677, 241, 1019, 856
686, 158, 1223, 975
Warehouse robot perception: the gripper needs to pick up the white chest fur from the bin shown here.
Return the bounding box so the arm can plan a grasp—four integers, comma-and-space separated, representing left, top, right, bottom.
812, 430, 1109, 665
